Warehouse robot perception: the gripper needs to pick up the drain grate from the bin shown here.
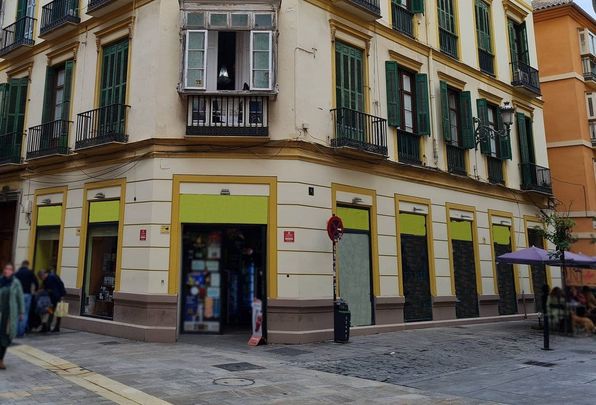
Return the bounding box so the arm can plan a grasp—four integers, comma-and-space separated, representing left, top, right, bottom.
267, 347, 312, 356
524, 360, 556, 368
213, 377, 255, 386
214, 362, 265, 372
98, 341, 123, 346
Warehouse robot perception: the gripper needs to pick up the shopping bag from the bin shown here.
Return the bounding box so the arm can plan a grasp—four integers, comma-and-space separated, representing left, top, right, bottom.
55, 301, 70, 318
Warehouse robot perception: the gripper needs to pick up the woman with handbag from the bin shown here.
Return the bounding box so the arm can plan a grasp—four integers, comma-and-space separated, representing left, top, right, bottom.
0, 263, 25, 370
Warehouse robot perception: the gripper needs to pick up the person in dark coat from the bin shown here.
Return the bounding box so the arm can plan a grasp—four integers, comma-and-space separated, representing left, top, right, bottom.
15, 260, 38, 336
0, 263, 25, 370
38, 270, 66, 333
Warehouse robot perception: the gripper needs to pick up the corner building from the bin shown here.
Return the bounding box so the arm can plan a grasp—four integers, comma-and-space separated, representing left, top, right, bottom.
0, 0, 560, 343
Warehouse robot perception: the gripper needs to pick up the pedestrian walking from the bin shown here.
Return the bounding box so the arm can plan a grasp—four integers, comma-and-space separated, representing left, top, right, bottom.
15, 260, 38, 337
38, 270, 66, 333
0, 263, 25, 370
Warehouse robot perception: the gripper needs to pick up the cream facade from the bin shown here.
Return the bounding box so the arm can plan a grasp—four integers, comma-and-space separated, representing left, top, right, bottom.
0, 0, 559, 343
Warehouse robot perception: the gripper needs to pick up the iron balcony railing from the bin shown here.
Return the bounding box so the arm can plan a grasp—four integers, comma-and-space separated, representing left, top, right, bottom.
187, 94, 268, 136
398, 129, 421, 164
520, 163, 552, 193
76, 104, 129, 149
590, 121, 596, 146
0, 16, 35, 56
40, 0, 80, 36
392, 4, 414, 37
349, 0, 381, 16
27, 120, 71, 159
511, 60, 541, 95
479, 49, 494, 76
331, 108, 388, 156
446, 144, 466, 175
582, 56, 596, 82
88, 0, 115, 13
0, 132, 22, 165
439, 28, 458, 59
487, 156, 504, 185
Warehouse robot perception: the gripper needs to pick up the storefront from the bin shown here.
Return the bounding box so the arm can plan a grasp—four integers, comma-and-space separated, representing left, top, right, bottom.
492, 223, 518, 315
449, 214, 480, 319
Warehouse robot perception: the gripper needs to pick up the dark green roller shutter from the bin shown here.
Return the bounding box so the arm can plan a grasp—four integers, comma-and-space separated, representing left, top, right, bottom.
516, 112, 530, 163
61, 60, 74, 120
411, 0, 424, 13
41, 67, 57, 124
460, 91, 475, 149
498, 109, 512, 160
415, 73, 430, 136
476, 98, 490, 155
385, 61, 400, 127
440, 81, 451, 142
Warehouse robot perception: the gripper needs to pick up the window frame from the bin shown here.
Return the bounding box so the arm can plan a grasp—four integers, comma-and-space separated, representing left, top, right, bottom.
398, 68, 417, 134
250, 30, 273, 91
486, 103, 500, 158
184, 29, 208, 91
447, 87, 461, 145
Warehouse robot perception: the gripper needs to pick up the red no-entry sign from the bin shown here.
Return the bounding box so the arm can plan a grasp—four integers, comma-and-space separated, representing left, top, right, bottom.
327, 215, 344, 241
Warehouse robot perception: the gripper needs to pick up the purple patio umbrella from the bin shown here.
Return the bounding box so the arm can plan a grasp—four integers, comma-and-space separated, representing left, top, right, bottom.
496, 246, 553, 265
560, 251, 596, 267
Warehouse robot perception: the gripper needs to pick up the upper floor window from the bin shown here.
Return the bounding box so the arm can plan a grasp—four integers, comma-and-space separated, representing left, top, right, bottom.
438, 0, 457, 58
181, 11, 275, 92
475, 0, 493, 75
391, 0, 424, 37
440, 81, 474, 174
508, 19, 529, 66
579, 29, 596, 56
42, 62, 74, 124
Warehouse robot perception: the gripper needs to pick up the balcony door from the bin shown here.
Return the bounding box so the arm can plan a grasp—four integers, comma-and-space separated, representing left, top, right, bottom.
99, 39, 129, 137
508, 19, 529, 65
40, 61, 74, 152
335, 41, 364, 142
2, 78, 28, 136
16, 0, 35, 40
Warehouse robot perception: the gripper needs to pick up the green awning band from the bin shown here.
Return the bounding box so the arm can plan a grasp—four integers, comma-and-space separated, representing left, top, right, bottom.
399, 213, 426, 236
180, 194, 268, 224
336, 206, 370, 231
492, 224, 511, 246
37, 205, 62, 227
450, 219, 473, 242
89, 200, 120, 223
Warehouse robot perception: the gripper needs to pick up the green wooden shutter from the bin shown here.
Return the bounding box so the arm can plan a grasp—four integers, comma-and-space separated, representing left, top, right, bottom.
460, 91, 474, 149
100, 39, 129, 107
519, 23, 530, 64
335, 42, 364, 112
440, 81, 451, 142
61, 60, 74, 120
415, 73, 430, 135
385, 61, 400, 127
508, 20, 518, 64
516, 112, 530, 163
476, 98, 490, 155
6, 78, 28, 135
475, 1, 491, 53
41, 67, 56, 124
16, 0, 27, 19
497, 109, 512, 159
0, 84, 9, 134
411, 0, 424, 13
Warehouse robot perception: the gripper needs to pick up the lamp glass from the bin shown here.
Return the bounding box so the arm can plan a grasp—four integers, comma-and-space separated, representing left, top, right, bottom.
499, 103, 515, 127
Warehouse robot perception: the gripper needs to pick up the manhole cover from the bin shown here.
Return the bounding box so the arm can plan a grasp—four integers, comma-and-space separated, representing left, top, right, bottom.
524, 360, 556, 368
267, 347, 312, 356
213, 378, 255, 386
214, 362, 265, 372
98, 341, 123, 346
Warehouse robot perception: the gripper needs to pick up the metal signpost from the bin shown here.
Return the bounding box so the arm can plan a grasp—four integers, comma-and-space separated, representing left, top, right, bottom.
327, 214, 350, 343
327, 214, 344, 302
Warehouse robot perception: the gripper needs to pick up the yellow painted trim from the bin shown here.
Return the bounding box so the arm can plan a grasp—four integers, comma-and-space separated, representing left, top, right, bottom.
168, 175, 278, 299
502, 0, 530, 23
76, 178, 126, 291
395, 194, 436, 296
437, 71, 467, 90
46, 42, 79, 66
28, 186, 68, 276
388, 50, 423, 72
445, 203, 483, 296
523, 214, 552, 289
478, 88, 503, 106
331, 183, 380, 297
488, 209, 518, 295
6, 62, 34, 78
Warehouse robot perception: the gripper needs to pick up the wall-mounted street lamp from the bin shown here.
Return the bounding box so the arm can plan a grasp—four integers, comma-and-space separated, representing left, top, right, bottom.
474, 102, 515, 148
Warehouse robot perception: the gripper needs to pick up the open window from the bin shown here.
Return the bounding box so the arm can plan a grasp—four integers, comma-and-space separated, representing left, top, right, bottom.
181, 10, 276, 93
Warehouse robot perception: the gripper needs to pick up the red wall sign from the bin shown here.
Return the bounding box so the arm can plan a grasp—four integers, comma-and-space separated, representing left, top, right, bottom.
284, 231, 295, 243
140, 229, 147, 241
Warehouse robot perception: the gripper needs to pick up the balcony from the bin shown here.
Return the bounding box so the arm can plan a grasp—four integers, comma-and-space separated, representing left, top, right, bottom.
487, 156, 504, 185
582, 56, 596, 85
398, 130, 421, 165
511, 60, 541, 96
75, 104, 129, 150
39, 0, 80, 39
87, 0, 132, 17
392, 4, 414, 37
0, 132, 22, 165
331, 108, 387, 156
27, 120, 71, 159
331, 0, 381, 22
520, 163, 552, 194
479, 49, 494, 76
589, 121, 596, 146
446, 144, 466, 175
439, 28, 458, 59
186, 95, 268, 137
0, 17, 35, 59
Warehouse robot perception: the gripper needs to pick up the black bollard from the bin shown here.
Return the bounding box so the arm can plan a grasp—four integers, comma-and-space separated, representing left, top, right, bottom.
542, 284, 551, 350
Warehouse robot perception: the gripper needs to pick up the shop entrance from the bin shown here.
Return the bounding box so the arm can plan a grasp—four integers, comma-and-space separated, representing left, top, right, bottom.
32, 226, 60, 273
0, 201, 17, 266
450, 219, 480, 319
493, 225, 518, 315
180, 225, 266, 335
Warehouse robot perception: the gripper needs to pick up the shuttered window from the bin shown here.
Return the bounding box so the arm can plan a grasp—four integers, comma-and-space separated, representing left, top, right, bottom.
386, 63, 430, 135
3, 78, 28, 135
42, 61, 74, 124
415, 74, 430, 135
100, 39, 129, 107
440, 82, 473, 148
508, 19, 529, 65
385, 61, 400, 127
336, 42, 364, 112
438, 0, 456, 34
516, 113, 534, 164
475, 0, 491, 53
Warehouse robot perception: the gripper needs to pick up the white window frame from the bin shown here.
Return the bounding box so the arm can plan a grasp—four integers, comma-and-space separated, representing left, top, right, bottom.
250, 30, 273, 91
586, 92, 596, 120
184, 29, 208, 90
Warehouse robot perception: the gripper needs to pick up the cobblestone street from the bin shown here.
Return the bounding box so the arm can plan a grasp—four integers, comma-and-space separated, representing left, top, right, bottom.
0, 320, 595, 404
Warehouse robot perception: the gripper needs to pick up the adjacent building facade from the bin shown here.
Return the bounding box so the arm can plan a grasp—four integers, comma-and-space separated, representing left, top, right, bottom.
533, 0, 596, 256
0, 0, 557, 343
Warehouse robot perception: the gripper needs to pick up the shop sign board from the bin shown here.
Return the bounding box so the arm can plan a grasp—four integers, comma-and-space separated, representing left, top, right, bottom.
284, 231, 295, 243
